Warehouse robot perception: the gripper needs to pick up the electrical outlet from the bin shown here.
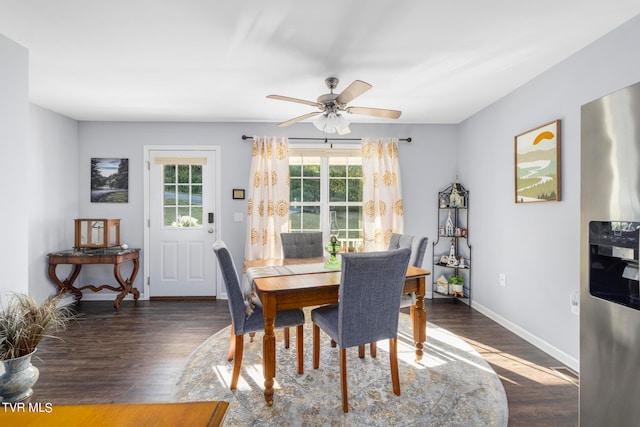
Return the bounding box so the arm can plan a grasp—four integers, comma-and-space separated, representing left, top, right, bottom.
234, 212, 243, 222
499, 273, 506, 287
570, 291, 579, 315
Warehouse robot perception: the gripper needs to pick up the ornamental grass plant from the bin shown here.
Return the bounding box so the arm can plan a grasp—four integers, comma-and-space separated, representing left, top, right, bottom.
0, 293, 75, 360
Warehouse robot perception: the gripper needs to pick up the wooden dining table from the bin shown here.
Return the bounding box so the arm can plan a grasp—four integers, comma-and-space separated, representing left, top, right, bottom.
245, 256, 430, 406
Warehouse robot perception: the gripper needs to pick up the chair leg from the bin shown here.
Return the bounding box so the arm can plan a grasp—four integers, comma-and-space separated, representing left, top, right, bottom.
340, 348, 349, 413
313, 324, 320, 369
227, 324, 236, 361
296, 324, 304, 374
389, 338, 400, 396
358, 345, 365, 358
230, 335, 244, 390
284, 327, 290, 349
370, 341, 377, 358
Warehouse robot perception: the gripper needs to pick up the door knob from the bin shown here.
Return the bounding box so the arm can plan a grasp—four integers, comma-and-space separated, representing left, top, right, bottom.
208, 228, 214, 234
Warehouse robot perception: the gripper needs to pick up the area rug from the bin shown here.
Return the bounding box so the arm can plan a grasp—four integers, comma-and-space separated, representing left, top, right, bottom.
172, 312, 508, 426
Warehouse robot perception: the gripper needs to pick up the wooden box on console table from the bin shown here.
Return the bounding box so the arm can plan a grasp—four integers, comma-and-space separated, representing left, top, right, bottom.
74, 218, 120, 248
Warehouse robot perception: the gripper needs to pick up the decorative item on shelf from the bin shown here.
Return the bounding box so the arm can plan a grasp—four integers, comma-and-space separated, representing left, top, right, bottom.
439, 255, 450, 265
439, 196, 447, 208
436, 274, 449, 294
0, 293, 75, 402
439, 225, 445, 236
454, 227, 462, 237
74, 218, 120, 249
459, 256, 466, 268
461, 228, 467, 237
449, 181, 465, 208
445, 211, 454, 236
449, 275, 465, 298
447, 239, 458, 266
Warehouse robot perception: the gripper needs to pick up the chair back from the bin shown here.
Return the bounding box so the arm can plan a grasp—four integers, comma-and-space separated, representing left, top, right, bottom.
337, 249, 411, 348
411, 236, 428, 268
212, 241, 248, 334
389, 233, 428, 268
281, 232, 323, 258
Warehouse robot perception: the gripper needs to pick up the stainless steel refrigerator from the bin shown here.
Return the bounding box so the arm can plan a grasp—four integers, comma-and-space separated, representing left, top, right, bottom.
581, 80, 640, 426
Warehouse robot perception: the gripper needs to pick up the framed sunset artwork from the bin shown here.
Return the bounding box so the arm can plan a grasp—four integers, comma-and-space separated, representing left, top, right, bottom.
514, 120, 561, 204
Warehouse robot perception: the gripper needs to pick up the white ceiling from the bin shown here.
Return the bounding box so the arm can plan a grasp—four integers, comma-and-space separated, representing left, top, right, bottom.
1, 1, 639, 124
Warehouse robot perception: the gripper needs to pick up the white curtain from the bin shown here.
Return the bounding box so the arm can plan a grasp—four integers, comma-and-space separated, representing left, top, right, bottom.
244, 136, 290, 261
361, 137, 404, 251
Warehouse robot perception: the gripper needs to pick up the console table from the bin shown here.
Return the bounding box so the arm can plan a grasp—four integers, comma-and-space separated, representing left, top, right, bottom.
47, 248, 141, 309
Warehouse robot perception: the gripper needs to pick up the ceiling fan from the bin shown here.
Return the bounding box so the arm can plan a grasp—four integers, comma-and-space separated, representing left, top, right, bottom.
267, 77, 402, 135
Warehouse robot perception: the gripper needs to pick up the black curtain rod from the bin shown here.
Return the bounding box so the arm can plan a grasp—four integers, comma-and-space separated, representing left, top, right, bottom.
241, 134, 411, 143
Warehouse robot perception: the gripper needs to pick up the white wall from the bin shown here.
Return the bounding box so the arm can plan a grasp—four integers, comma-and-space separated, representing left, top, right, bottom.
28, 105, 79, 302
458, 14, 640, 370
77, 121, 457, 297
0, 34, 29, 298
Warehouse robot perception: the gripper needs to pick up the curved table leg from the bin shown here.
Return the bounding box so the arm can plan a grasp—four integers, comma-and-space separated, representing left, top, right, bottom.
261, 294, 277, 406
48, 263, 83, 302
113, 258, 141, 310
412, 276, 427, 362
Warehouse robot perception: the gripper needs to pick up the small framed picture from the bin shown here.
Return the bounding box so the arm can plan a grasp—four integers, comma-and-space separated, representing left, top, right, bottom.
232, 189, 245, 200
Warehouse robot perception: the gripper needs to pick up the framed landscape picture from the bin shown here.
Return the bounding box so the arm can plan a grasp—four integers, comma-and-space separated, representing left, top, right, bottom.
514, 120, 561, 204
91, 158, 129, 203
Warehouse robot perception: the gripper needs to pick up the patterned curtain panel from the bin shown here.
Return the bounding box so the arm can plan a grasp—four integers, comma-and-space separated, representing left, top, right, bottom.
244, 136, 290, 261
361, 137, 404, 251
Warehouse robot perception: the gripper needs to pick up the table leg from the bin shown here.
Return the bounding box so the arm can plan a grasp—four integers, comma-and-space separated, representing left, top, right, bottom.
48, 263, 83, 302
262, 294, 277, 406
411, 276, 427, 362
113, 258, 141, 310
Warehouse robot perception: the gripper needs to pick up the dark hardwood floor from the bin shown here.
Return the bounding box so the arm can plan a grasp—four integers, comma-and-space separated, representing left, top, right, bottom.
29, 299, 578, 426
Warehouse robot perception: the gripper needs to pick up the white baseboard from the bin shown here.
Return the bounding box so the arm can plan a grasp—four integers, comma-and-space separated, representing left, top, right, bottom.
472, 301, 580, 373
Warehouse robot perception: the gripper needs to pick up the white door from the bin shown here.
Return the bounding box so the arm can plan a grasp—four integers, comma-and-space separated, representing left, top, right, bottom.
148, 149, 218, 297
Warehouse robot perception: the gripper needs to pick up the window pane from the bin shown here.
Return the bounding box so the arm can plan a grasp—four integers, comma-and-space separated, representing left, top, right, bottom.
303, 179, 320, 202
289, 164, 302, 178
164, 185, 176, 205
191, 207, 203, 225
348, 179, 362, 202
302, 164, 320, 177
191, 165, 202, 184
178, 207, 190, 217
290, 178, 301, 202
289, 206, 301, 230
164, 207, 176, 226
329, 178, 346, 202
177, 165, 190, 183
177, 185, 190, 205
347, 206, 363, 229
302, 206, 321, 230
348, 164, 362, 177
329, 164, 346, 177
164, 165, 176, 183
191, 185, 202, 205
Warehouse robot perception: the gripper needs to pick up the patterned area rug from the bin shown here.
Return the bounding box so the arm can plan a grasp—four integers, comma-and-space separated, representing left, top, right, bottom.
172, 312, 508, 426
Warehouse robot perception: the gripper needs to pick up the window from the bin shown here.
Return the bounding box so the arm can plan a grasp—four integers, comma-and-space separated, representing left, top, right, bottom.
289, 149, 363, 250
163, 164, 203, 227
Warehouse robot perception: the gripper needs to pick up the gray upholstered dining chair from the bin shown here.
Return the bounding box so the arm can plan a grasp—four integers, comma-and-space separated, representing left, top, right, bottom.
388, 233, 428, 308
281, 232, 324, 258
212, 241, 306, 389
311, 248, 411, 413
280, 231, 323, 347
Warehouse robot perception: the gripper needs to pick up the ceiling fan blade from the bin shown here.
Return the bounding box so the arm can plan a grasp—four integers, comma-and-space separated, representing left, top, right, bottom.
346, 106, 402, 119
335, 80, 372, 105
267, 94, 319, 108
278, 111, 323, 127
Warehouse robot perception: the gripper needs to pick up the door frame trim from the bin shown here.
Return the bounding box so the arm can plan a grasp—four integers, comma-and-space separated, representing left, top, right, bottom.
143, 145, 222, 299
